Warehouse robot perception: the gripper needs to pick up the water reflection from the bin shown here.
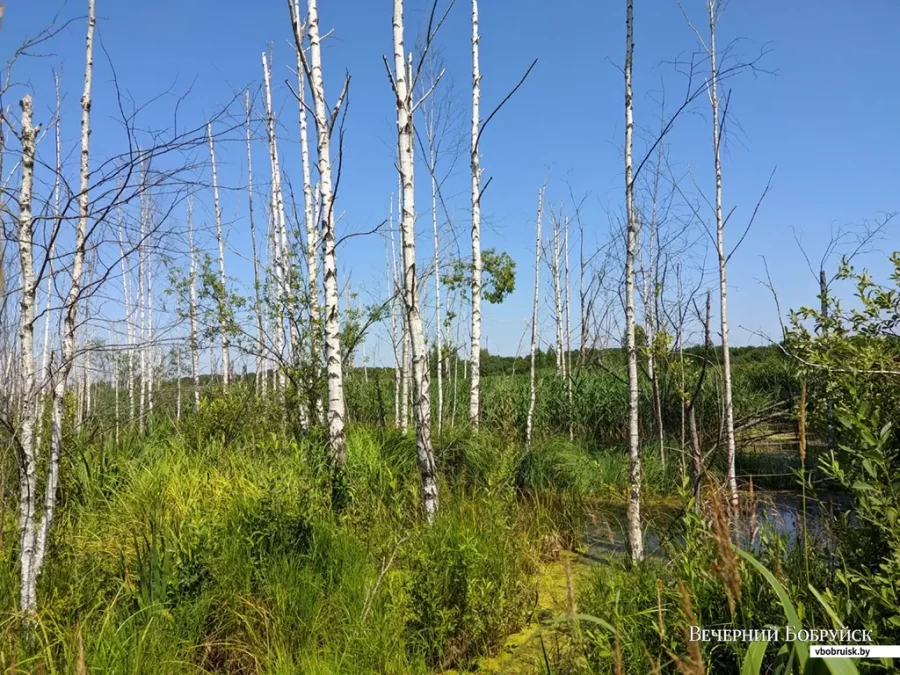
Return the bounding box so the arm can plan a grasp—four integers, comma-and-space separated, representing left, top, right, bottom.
581, 490, 852, 563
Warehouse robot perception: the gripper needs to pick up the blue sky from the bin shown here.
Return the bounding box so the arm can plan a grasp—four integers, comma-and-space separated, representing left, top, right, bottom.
4, 0, 899, 367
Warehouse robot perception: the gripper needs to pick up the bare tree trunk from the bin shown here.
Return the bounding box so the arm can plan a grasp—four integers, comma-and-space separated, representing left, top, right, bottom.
118, 211, 135, 424
35, 0, 96, 606
187, 198, 201, 412
706, 0, 739, 517
468, 0, 483, 428
207, 123, 231, 392
299, 0, 348, 468
145, 219, 154, 424
16, 94, 40, 614
35, 72, 63, 454
623, 0, 643, 563
525, 186, 544, 449
245, 91, 266, 397
114, 353, 120, 443
553, 213, 564, 375
579, 218, 588, 365
391, 0, 438, 519
386, 201, 401, 428
289, 0, 322, 378
430, 142, 443, 435
138, 197, 146, 432
401, 325, 410, 434
261, 53, 288, 394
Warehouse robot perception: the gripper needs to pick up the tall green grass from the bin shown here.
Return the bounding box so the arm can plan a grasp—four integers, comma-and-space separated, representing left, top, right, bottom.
0, 419, 603, 673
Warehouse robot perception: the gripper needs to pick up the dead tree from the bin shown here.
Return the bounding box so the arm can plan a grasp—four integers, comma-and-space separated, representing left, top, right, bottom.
245, 91, 266, 396
187, 197, 201, 412
469, 0, 484, 427
525, 185, 545, 449
623, 0, 643, 563
207, 122, 231, 392
261, 51, 288, 393
293, 0, 349, 471
391, 1, 437, 513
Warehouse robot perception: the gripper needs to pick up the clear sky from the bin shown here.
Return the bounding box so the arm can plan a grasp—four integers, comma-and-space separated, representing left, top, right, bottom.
4, 0, 899, 367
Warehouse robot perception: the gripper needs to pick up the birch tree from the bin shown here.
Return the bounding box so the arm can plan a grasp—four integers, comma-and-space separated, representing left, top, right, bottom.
28, 0, 96, 611
696, 0, 738, 514
245, 91, 265, 395
288, 0, 321, 373
187, 197, 201, 412
465, 0, 535, 426
623, 0, 643, 563
469, 0, 483, 427
145, 206, 154, 421
551, 208, 564, 375
261, 52, 288, 393
525, 185, 544, 449
293, 0, 349, 471
207, 122, 231, 392
388, 0, 439, 518
34, 71, 62, 453
15, 93, 40, 613
118, 206, 135, 423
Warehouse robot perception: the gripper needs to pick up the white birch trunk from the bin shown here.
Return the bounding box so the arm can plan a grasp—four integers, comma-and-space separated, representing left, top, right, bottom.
35, 73, 63, 453
468, 0, 483, 428
118, 211, 135, 424
525, 186, 544, 449
114, 353, 120, 443
207, 123, 230, 392
707, 0, 739, 516
262, 52, 288, 394
386, 200, 401, 428
146, 224, 154, 422
138, 175, 146, 432
624, 0, 644, 563
245, 91, 266, 397
401, 325, 410, 435
303, 0, 347, 466
176, 347, 182, 421
553, 215, 564, 375
430, 151, 443, 435
187, 198, 201, 412
16, 94, 39, 613
289, 0, 322, 362
34, 0, 96, 604
392, 0, 438, 520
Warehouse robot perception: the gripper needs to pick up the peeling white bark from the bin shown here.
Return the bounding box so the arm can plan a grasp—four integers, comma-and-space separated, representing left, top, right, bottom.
118, 208, 135, 424
468, 0, 483, 428
16, 94, 39, 613
552, 212, 564, 375
207, 123, 231, 392
32, 0, 96, 609
392, 0, 438, 520
525, 186, 544, 449
624, 0, 644, 563
707, 0, 739, 517
187, 198, 201, 412
302, 0, 347, 466
261, 52, 288, 393
245, 91, 266, 397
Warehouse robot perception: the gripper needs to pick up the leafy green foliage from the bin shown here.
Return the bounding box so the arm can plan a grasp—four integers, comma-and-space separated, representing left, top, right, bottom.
445, 247, 517, 304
